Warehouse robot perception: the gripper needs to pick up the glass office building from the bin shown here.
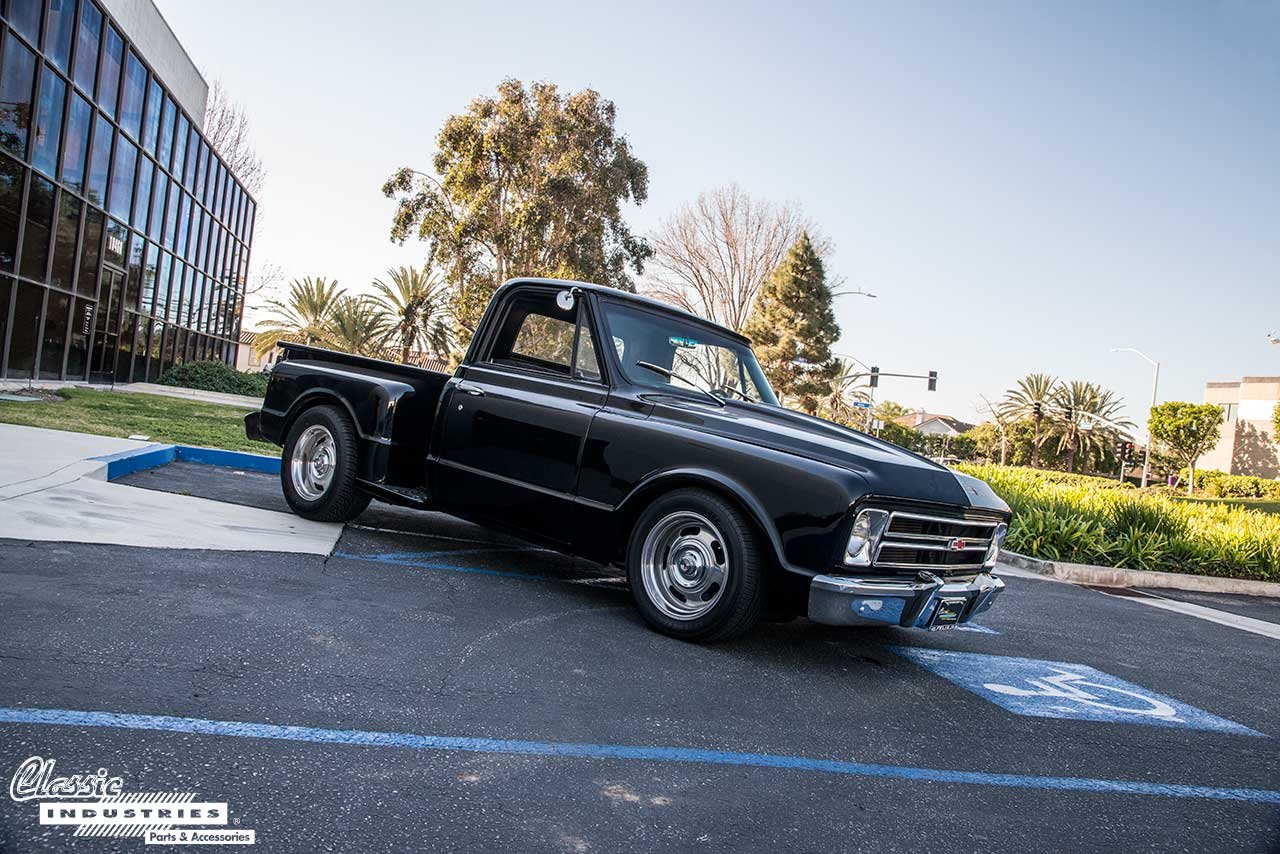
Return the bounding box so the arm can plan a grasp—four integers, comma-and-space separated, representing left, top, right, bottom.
0, 0, 254, 382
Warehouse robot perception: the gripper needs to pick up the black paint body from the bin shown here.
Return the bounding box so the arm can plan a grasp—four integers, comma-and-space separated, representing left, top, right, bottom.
248, 279, 1009, 595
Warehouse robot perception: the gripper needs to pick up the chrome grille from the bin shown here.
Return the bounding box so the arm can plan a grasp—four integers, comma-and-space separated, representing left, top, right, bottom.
874, 510, 1000, 575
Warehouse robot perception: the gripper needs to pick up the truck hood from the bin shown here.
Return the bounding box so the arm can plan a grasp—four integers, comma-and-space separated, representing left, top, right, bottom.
658, 398, 1008, 514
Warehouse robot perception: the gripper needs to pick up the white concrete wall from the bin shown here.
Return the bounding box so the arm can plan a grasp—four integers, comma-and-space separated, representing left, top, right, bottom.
99, 0, 208, 127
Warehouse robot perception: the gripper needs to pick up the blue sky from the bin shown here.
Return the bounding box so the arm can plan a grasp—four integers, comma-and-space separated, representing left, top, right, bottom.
162, 0, 1279, 425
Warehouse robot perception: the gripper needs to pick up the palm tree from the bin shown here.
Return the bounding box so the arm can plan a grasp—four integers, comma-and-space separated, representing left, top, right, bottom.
325, 296, 389, 357
369, 265, 453, 364
1084, 388, 1134, 472
822, 358, 872, 426
253, 277, 345, 358
999, 373, 1060, 468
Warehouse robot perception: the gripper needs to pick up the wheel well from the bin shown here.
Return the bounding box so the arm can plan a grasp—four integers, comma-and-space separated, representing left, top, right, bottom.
281, 393, 358, 444
615, 477, 780, 572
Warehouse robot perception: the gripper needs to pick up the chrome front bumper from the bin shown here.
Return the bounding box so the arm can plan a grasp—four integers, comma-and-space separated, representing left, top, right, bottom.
807, 570, 1004, 629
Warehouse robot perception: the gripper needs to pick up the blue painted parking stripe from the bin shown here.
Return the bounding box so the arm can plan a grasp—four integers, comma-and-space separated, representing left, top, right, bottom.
175, 446, 280, 474
92, 444, 280, 480
91, 445, 177, 480
334, 551, 550, 580
1, 707, 1276, 804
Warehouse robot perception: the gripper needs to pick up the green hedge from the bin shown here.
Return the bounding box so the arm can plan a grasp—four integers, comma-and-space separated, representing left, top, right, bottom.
157, 361, 269, 398
959, 463, 1280, 582
1186, 469, 1280, 499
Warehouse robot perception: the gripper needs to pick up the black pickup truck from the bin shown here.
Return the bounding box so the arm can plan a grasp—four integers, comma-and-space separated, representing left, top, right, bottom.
246, 277, 1010, 641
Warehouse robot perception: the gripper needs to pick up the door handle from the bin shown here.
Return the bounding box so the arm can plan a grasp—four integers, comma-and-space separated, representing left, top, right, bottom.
456, 382, 485, 397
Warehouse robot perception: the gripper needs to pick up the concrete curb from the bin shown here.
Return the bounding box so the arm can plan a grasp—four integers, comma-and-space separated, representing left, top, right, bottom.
1002, 551, 1280, 599
91, 444, 280, 480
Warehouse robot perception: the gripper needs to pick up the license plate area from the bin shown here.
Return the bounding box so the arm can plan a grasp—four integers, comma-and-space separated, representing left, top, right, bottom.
928, 597, 968, 630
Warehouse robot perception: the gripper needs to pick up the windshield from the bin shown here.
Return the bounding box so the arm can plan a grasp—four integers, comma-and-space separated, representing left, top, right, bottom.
599, 300, 779, 405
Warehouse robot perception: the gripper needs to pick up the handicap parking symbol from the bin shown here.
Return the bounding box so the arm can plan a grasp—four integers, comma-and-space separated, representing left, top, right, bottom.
891, 647, 1262, 736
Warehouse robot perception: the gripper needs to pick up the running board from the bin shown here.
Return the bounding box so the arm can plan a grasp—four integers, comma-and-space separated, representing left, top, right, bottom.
357, 480, 432, 510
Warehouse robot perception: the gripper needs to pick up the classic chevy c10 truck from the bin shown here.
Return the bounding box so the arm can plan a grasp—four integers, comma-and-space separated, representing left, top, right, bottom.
246, 277, 1010, 641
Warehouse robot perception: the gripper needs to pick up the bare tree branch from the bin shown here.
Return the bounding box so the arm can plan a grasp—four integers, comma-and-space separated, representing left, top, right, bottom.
203, 79, 265, 197
643, 184, 826, 332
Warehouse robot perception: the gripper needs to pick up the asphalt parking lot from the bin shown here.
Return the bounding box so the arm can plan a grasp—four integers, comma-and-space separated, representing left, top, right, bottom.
2, 462, 1278, 852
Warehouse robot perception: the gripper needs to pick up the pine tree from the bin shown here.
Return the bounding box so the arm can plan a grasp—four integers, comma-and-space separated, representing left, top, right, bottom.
742, 232, 841, 414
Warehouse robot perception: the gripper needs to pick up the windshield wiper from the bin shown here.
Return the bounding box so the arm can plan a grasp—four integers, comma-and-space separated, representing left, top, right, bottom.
716, 385, 755, 403
634, 361, 725, 408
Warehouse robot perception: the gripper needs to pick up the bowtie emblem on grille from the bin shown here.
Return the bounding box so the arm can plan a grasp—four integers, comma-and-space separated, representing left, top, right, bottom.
947, 538, 969, 551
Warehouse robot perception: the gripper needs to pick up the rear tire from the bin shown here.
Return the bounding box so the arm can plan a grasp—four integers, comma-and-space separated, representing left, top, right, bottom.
626, 488, 767, 642
281, 405, 371, 522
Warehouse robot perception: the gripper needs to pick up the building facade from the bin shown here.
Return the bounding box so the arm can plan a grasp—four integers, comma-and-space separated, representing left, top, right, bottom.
0, 0, 253, 383
1201, 376, 1279, 478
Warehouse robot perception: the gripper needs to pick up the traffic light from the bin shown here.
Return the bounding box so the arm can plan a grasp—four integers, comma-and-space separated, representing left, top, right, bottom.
927, 370, 937, 392
1032, 402, 1042, 419
869, 366, 880, 388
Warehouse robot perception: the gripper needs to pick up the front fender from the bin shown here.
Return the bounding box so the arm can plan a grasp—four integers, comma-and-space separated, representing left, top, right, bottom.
616, 467, 792, 569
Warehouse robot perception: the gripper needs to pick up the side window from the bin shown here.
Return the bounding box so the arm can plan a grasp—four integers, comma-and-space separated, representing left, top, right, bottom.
511, 312, 574, 367
488, 290, 603, 382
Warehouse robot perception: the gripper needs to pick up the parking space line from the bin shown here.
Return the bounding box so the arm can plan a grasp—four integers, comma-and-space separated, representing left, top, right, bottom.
346, 525, 558, 552
1090, 588, 1280, 641
1, 707, 1276, 804
333, 551, 552, 581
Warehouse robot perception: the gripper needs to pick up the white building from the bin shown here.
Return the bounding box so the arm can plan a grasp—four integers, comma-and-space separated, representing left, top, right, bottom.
1200, 376, 1279, 478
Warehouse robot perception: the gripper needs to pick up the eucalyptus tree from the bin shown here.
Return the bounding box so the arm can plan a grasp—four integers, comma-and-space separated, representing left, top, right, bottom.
383, 79, 651, 345
370, 264, 453, 364
253, 277, 345, 358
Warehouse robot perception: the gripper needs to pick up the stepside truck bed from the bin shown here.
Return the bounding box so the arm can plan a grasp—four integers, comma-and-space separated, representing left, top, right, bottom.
246, 343, 451, 491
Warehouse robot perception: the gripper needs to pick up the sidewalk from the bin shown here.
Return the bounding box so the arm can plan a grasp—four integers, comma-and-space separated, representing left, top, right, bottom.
0, 423, 339, 554
0, 380, 262, 410
117, 382, 263, 409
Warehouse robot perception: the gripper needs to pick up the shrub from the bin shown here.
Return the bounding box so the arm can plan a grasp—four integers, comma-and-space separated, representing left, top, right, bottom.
1184, 469, 1280, 499
958, 463, 1280, 582
157, 361, 269, 397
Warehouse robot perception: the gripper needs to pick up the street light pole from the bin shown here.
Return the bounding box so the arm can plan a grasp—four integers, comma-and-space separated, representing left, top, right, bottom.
1111, 347, 1160, 489
831, 288, 878, 299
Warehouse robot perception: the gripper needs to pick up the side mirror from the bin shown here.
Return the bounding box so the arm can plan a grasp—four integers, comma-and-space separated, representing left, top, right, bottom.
556, 290, 576, 311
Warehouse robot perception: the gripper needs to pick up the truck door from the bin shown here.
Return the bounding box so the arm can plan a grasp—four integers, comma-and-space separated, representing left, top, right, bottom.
431, 287, 607, 541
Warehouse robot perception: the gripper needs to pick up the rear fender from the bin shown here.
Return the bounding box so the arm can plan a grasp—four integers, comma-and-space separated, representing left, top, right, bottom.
262, 362, 414, 482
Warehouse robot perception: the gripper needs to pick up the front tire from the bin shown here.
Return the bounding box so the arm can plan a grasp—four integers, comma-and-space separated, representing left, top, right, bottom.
626, 488, 767, 642
280, 405, 371, 522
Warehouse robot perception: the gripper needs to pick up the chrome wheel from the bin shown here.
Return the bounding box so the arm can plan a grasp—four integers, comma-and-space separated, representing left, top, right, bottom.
640, 511, 729, 621
290, 424, 337, 501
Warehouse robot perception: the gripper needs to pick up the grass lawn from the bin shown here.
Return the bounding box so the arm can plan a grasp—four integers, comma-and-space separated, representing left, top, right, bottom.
0, 387, 279, 455
1176, 495, 1280, 516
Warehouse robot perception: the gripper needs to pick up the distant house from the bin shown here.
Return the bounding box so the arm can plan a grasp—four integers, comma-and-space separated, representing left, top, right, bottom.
234, 332, 450, 375
1200, 376, 1279, 478
235, 331, 278, 373
893, 410, 975, 437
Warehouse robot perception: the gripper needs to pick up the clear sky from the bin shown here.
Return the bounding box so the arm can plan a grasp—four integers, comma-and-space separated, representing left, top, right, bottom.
160, 0, 1279, 426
